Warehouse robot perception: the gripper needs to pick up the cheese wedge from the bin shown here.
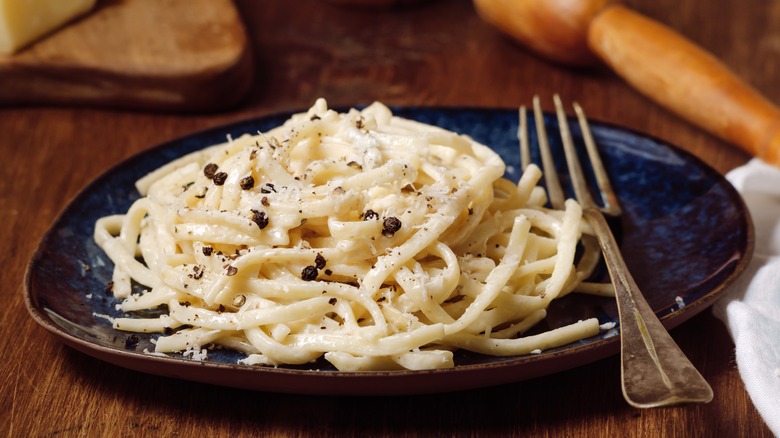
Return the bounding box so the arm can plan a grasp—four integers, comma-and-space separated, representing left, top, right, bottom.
0, 0, 96, 55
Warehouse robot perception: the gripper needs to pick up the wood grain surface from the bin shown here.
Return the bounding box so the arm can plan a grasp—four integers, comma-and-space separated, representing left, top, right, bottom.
0, 0, 253, 111
1, 0, 776, 436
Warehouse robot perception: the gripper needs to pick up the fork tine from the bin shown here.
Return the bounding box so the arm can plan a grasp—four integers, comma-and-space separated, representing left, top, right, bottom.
573, 102, 622, 216
554, 94, 595, 210
553, 95, 622, 216
518, 105, 531, 171
532, 95, 565, 210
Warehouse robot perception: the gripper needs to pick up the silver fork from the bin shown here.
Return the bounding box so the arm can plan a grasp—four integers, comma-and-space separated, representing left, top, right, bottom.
519, 94, 714, 408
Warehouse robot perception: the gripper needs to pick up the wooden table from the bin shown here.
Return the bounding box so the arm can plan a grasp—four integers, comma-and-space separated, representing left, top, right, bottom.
2, 0, 776, 436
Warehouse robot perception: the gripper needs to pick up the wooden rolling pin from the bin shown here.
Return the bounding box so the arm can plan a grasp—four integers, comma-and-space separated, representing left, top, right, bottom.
473, 0, 780, 166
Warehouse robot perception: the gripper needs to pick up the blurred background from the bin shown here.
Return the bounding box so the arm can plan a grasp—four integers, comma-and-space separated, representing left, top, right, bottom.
2, 0, 778, 436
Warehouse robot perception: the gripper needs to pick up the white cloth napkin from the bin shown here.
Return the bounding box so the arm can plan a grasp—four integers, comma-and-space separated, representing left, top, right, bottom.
713, 158, 780, 435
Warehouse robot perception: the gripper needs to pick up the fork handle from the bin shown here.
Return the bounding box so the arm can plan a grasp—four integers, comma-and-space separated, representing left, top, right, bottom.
585, 209, 714, 408
588, 5, 780, 166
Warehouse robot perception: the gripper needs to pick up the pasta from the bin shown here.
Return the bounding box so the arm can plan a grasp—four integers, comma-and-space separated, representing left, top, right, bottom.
94, 99, 608, 371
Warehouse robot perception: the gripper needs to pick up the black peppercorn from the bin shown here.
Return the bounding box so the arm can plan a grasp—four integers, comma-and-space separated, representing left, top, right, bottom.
251, 209, 269, 229
204, 163, 219, 179
363, 209, 379, 221
315, 253, 326, 270
213, 172, 228, 186
382, 216, 402, 237
301, 265, 318, 281
240, 175, 255, 190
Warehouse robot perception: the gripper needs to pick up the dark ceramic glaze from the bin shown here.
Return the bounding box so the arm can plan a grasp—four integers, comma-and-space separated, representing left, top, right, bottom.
24, 108, 753, 395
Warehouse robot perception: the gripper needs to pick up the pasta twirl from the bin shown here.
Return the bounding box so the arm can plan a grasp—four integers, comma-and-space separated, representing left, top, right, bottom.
94, 99, 608, 371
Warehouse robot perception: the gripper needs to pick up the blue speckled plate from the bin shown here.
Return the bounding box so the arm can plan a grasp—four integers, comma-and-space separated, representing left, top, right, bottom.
24, 107, 753, 395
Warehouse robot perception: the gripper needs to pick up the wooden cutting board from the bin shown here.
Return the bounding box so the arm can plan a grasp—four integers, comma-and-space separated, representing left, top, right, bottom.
0, 0, 253, 111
